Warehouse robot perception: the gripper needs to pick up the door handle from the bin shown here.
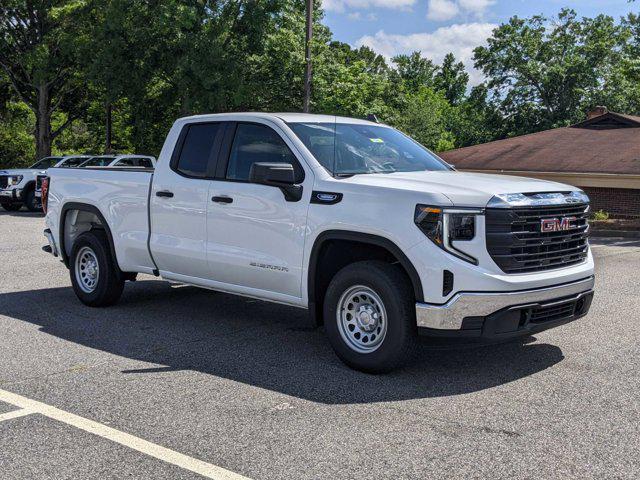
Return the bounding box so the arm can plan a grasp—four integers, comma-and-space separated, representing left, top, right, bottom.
156, 190, 174, 198
212, 195, 233, 204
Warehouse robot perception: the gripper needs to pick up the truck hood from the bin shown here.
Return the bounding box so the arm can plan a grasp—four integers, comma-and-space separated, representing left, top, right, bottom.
0, 168, 41, 176
343, 170, 578, 207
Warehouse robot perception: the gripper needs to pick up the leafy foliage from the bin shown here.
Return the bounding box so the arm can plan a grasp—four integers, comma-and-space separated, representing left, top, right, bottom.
1, 3, 640, 168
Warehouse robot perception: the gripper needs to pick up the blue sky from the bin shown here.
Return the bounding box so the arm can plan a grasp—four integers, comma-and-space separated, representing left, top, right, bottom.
322, 0, 638, 84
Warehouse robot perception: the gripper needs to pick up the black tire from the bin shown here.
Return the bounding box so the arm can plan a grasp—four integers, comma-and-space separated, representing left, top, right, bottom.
69, 230, 125, 307
323, 260, 418, 373
24, 187, 39, 212
1, 203, 22, 211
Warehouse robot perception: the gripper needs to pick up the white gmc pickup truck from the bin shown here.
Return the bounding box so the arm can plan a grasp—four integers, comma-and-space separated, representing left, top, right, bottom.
42, 113, 595, 372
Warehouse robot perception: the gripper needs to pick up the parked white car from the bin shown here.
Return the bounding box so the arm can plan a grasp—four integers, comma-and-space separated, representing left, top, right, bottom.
36, 155, 156, 202
0, 156, 62, 211
33, 155, 94, 203
42, 113, 595, 372
79, 154, 156, 169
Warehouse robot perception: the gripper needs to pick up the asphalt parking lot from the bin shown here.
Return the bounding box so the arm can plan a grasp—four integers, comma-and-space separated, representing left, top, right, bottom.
0, 210, 639, 479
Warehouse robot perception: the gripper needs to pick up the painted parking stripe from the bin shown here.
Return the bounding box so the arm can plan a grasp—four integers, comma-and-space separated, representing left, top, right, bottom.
0, 388, 251, 480
0, 408, 34, 423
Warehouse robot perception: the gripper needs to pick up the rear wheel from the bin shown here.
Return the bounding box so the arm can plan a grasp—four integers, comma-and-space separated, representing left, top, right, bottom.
323, 260, 418, 373
70, 230, 124, 307
1, 203, 22, 211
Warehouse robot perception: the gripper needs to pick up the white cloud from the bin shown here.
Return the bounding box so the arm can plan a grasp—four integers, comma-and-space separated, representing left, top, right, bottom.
355, 22, 497, 85
427, 0, 459, 22
323, 0, 416, 13
427, 0, 495, 21
347, 11, 378, 21
458, 0, 495, 15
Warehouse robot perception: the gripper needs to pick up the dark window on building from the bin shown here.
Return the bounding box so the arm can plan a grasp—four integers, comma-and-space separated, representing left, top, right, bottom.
226, 123, 302, 182
176, 123, 220, 177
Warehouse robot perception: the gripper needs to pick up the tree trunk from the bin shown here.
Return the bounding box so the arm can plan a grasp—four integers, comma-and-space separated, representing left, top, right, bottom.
35, 84, 52, 160
105, 103, 112, 153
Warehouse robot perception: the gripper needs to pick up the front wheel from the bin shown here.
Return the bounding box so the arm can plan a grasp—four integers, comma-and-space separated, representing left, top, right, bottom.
24, 187, 39, 212
1, 203, 22, 211
323, 261, 418, 373
70, 230, 125, 307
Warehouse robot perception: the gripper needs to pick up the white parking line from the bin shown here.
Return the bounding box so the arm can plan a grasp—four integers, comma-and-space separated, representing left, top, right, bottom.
0, 408, 34, 423
0, 388, 251, 480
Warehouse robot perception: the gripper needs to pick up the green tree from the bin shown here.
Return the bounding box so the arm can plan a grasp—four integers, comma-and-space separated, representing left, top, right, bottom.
395, 87, 456, 151
0, 1, 90, 160
434, 53, 468, 105
0, 87, 35, 168
447, 85, 502, 148
392, 52, 438, 93
474, 9, 624, 134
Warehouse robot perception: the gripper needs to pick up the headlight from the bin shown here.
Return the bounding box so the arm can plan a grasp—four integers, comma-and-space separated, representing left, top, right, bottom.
414, 205, 482, 264
7, 175, 23, 186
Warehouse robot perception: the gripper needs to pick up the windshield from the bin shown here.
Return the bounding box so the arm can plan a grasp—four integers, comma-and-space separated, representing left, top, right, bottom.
288, 122, 451, 176
81, 156, 115, 167
30, 157, 62, 169
57, 157, 88, 168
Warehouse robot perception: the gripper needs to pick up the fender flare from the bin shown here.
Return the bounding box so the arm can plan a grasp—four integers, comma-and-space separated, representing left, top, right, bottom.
307, 230, 424, 316
59, 202, 118, 269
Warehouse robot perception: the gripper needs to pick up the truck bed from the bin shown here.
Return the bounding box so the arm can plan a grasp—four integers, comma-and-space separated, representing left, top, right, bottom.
45, 167, 157, 274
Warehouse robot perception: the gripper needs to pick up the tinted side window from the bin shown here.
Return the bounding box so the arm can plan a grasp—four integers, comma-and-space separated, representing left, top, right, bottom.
62, 157, 87, 168
226, 123, 301, 182
115, 158, 136, 167
176, 123, 220, 177
138, 158, 153, 168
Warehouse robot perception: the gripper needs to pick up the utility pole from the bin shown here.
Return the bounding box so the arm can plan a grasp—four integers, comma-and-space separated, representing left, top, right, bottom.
303, 0, 313, 113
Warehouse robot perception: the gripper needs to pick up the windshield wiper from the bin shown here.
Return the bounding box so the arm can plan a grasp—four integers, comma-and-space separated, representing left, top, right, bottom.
334, 171, 378, 178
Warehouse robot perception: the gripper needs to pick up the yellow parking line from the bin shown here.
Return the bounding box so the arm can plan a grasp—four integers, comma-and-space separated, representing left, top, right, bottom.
0, 388, 251, 480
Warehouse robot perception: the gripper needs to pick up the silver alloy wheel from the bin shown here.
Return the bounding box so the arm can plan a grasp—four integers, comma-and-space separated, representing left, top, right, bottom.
336, 285, 388, 353
75, 246, 99, 293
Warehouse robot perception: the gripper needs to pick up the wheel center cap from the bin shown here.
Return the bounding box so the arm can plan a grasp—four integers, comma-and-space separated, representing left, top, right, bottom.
86, 263, 96, 277
357, 305, 377, 331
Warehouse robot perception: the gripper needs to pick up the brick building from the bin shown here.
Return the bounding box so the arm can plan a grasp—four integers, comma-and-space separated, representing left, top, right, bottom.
439, 108, 640, 217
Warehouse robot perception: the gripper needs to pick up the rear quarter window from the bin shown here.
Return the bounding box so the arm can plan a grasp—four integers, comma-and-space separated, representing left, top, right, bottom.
173, 123, 221, 178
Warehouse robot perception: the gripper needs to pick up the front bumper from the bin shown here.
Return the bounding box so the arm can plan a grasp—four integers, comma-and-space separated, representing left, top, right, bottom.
0, 188, 22, 201
416, 276, 594, 338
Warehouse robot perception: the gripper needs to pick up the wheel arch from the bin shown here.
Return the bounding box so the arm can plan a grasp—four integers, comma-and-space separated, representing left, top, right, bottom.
307, 230, 424, 325
59, 202, 119, 270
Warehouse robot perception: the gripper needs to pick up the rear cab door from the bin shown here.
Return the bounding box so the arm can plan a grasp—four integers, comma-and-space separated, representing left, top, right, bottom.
149, 121, 224, 279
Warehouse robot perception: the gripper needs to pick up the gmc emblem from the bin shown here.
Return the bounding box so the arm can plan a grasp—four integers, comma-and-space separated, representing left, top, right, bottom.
541, 217, 577, 232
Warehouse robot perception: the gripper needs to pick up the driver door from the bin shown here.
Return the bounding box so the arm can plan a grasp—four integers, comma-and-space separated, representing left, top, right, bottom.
205, 122, 312, 303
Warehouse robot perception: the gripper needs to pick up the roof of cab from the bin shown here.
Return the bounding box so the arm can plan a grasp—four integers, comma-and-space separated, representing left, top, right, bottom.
177, 112, 384, 126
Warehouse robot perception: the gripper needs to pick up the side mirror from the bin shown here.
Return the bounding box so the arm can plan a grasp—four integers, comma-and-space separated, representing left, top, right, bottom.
249, 162, 303, 202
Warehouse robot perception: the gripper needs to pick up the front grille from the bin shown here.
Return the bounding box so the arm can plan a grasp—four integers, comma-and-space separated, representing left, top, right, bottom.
0, 176, 7, 189
486, 203, 589, 274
